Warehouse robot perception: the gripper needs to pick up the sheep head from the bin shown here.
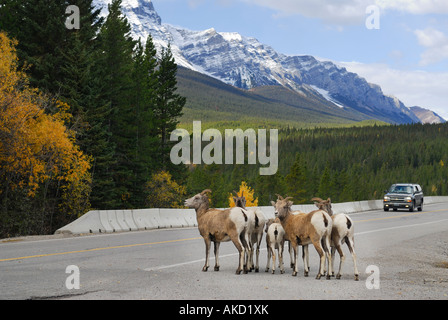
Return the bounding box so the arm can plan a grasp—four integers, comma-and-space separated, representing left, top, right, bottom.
312, 197, 333, 216
184, 189, 212, 209
233, 190, 247, 209
271, 195, 293, 220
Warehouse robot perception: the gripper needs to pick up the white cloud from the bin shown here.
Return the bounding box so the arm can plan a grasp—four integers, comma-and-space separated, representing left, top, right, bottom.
414, 27, 448, 66
338, 61, 448, 120
241, 0, 371, 25
376, 0, 448, 15
239, 0, 448, 26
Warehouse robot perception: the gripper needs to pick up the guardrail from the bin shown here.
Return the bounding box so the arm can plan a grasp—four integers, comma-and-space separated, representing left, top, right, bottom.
55, 196, 448, 235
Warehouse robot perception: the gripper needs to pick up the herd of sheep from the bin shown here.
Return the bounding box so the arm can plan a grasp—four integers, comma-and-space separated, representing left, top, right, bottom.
184, 189, 359, 281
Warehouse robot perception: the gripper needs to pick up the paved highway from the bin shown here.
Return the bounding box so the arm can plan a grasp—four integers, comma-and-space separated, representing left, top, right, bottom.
1, 202, 448, 300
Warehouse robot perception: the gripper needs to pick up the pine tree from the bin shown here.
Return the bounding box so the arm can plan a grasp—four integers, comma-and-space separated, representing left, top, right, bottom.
285, 154, 308, 204
2, 0, 69, 93
129, 36, 159, 207
96, 0, 137, 208
153, 45, 186, 179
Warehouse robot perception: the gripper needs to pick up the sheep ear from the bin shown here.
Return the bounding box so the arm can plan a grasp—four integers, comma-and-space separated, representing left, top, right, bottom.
287, 201, 294, 207
327, 198, 331, 203
271, 201, 276, 207
233, 197, 237, 203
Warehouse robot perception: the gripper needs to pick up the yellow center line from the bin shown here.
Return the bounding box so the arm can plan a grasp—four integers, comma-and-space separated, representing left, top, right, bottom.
354, 208, 448, 223
0, 237, 202, 262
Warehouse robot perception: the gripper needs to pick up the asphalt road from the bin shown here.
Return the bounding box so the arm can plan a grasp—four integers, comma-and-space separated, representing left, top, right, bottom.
1, 202, 448, 300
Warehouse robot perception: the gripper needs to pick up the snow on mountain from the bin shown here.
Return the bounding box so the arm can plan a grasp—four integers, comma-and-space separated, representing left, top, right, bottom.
93, 0, 424, 124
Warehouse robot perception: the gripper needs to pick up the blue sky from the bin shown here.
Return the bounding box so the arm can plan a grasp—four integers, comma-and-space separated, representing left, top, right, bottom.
152, 0, 448, 119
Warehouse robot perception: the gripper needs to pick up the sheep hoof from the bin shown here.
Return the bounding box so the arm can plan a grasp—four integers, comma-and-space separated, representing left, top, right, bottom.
271, 270, 275, 274
214, 266, 220, 271
265, 268, 269, 273
354, 275, 359, 281
336, 274, 342, 280
292, 271, 297, 276
304, 272, 309, 277
316, 274, 322, 280
326, 274, 331, 280
255, 267, 259, 273
202, 266, 209, 272
236, 269, 242, 275
281, 270, 285, 274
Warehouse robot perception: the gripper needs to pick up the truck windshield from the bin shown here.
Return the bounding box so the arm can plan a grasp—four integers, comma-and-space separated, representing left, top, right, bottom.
390, 185, 413, 194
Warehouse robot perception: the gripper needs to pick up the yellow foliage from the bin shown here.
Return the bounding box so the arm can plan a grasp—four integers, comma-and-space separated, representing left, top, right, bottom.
0, 31, 91, 210
229, 181, 258, 207
145, 171, 186, 208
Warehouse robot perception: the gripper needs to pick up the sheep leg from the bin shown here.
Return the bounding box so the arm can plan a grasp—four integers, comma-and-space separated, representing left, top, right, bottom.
255, 233, 262, 272
321, 235, 332, 280
202, 237, 211, 272
288, 242, 294, 269
335, 243, 345, 279
265, 245, 272, 273
291, 241, 299, 276
302, 245, 309, 277
231, 231, 247, 275
346, 236, 359, 281
279, 242, 285, 274
271, 245, 276, 274
214, 241, 221, 271
311, 238, 325, 280
330, 246, 336, 277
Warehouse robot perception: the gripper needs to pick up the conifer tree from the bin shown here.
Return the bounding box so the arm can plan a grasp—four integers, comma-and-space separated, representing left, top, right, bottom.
96, 0, 137, 208
153, 45, 186, 179
285, 154, 308, 203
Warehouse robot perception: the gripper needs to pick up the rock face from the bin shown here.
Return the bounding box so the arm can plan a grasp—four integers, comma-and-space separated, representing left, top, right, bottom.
410, 106, 446, 124
93, 0, 426, 124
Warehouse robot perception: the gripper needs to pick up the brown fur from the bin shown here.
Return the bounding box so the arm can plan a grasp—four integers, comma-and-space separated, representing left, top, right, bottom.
272, 195, 332, 279
185, 189, 248, 274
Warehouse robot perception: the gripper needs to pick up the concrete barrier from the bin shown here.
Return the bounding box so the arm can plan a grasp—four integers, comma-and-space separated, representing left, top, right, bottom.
55, 196, 448, 235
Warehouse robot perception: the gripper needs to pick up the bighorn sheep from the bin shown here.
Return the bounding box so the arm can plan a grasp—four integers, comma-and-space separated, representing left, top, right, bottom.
272, 195, 333, 279
264, 218, 286, 274
312, 197, 359, 281
184, 189, 249, 274
233, 191, 266, 272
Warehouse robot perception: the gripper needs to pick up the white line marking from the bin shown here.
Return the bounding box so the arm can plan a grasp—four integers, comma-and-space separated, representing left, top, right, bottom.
144, 252, 242, 272
355, 218, 448, 236
144, 218, 448, 272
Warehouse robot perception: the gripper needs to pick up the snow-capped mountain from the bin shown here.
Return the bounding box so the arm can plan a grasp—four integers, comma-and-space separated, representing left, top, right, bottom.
93, 0, 423, 124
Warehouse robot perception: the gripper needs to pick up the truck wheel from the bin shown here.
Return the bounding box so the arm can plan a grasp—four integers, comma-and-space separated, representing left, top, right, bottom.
418, 202, 423, 212
409, 201, 414, 212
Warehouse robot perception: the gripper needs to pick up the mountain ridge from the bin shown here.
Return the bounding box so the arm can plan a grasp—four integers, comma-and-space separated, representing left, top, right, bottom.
93, 0, 439, 125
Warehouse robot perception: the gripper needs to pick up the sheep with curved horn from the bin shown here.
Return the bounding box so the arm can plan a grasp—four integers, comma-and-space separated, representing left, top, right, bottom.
185, 189, 249, 274
272, 195, 333, 279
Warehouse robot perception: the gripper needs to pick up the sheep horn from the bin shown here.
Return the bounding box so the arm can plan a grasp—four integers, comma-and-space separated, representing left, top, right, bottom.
275, 194, 284, 200
311, 197, 324, 203
233, 190, 239, 196
284, 197, 293, 202
201, 189, 212, 195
